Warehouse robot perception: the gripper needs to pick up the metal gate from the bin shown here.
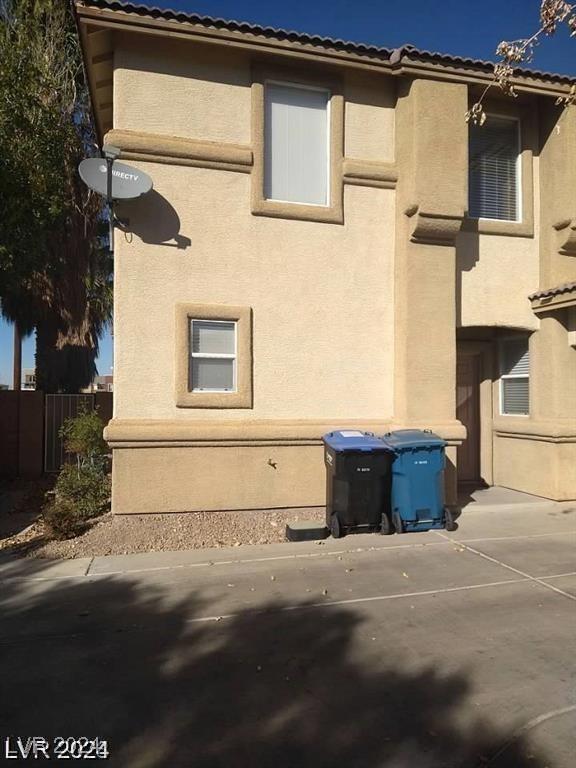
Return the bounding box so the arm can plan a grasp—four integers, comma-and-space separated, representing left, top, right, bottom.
44, 394, 95, 472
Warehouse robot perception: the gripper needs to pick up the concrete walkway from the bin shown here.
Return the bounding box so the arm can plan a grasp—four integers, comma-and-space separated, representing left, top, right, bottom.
459, 485, 563, 513
1, 504, 575, 767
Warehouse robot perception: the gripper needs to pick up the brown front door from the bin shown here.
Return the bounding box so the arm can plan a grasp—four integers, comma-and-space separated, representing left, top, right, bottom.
456, 353, 481, 483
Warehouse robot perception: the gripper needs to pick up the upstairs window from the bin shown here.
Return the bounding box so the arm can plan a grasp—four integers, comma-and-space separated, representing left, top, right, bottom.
500, 337, 530, 416
469, 117, 520, 222
190, 320, 236, 392
264, 82, 330, 206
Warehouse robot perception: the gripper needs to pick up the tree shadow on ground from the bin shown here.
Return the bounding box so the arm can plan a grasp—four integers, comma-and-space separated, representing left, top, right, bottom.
0, 575, 548, 768
0, 477, 53, 542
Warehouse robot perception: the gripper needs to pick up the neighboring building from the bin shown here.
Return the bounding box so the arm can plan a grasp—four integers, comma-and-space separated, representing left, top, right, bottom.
22, 369, 36, 390
82, 374, 114, 393
75, 0, 576, 514
0, 383, 9, 391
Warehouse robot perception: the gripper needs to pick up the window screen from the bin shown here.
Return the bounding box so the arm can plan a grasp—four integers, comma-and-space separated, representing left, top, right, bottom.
469, 117, 520, 221
500, 337, 529, 415
190, 320, 236, 392
264, 83, 329, 206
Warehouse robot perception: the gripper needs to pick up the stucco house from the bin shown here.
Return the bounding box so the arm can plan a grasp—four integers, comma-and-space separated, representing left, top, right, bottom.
75, 0, 576, 515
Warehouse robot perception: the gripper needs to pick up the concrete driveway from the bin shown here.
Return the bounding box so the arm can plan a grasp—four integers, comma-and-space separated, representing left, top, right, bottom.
1, 503, 575, 767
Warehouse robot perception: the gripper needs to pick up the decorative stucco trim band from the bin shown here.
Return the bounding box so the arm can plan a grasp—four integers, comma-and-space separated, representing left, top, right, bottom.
103, 129, 397, 192
105, 418, 392, 446
104, 418, 465, 447
406, 208, 464, 246
342, 159, 397, 189
103, 129, 253, 173
553, 218, 576, 255
493, 418, 576, 442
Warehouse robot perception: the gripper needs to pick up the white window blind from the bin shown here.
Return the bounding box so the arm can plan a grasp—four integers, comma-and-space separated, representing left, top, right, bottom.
500, 337, 529, 415
469, 117, 520, 221
264, 82, 329, 206
190, 320, 236, 392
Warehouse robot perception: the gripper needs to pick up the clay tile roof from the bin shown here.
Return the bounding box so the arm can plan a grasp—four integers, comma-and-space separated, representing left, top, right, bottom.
529, 282, 576, 300
76, 0, 394, 58
77, 0, 576, 84
396, 45, 575, 84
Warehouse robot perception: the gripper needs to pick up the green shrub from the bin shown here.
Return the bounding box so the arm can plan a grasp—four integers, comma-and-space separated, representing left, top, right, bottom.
60, 406, 108, 470
55, 464, 111, 519
44, 409, 111, 540
44, 497, 85, 540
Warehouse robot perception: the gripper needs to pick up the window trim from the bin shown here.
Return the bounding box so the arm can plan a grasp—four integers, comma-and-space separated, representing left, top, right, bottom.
175, 304, 252, 408
469, 113, 522, 224
190, 319, 238, 393
463, 100, 535, 238
499, 336, 530, 418
251, 63, 344, 224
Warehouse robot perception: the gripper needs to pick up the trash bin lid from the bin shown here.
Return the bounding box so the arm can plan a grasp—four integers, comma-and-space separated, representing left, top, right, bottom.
383, 429, 446, 450
322, 430, 391, 453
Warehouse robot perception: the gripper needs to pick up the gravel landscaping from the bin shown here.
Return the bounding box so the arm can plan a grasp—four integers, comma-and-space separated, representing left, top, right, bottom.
0, 507, 327, 559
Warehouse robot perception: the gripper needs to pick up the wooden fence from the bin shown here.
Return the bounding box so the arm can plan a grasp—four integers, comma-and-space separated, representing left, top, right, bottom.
0, 391, 112, 477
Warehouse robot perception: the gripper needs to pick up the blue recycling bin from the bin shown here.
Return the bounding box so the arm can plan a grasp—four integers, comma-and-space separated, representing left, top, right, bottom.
382, 429, 457, 533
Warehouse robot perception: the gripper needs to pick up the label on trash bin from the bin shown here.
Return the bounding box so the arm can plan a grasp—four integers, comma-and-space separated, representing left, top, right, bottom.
339, 431, 364, 437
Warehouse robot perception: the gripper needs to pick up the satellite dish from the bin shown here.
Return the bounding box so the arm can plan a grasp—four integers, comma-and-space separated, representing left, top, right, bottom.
79, 158, 153, 200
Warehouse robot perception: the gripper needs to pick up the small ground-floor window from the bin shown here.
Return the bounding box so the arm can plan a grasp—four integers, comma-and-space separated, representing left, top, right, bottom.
499, 336, 530, 416
190, 319, 237, 392
175, 303, 252, 408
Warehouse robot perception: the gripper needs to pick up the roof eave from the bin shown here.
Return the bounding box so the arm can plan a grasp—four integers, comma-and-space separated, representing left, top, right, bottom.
394, 60, 573, 99
75, 1, 576, 90
530, 284, 576, 313
74, 0, 576, 145
74, 2, 395, 72
74, 7, 105, 144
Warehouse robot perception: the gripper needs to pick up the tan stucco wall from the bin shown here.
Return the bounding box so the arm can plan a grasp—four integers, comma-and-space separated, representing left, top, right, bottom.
114, 35, 400, 161
493, 435, 576, 501
109, 429, 465, 513
531, 311, 576, 421
457, 114, 540, 330
114, 166, 396, 421
539, 102, 576, 287
112, 444, 326, 513
491, 310, 576, 501
113, 34, 397, 424
457, 232, 540, 330
114, 35, 251, 145
344, 71, 395, 163
108, 37, 430, 514
393, 79, 467, 427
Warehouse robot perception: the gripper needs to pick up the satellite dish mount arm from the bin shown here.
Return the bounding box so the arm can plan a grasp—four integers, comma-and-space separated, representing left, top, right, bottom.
106, 155, 113, 207
102, 144, 129, 230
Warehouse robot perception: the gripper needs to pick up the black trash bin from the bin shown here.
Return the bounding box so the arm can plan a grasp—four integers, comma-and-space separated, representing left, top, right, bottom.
323, 430, 394, 538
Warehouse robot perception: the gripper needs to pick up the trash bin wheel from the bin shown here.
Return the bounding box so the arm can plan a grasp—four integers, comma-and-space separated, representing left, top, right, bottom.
380, 514, 394, 536
330, 514, 343, 539
444, 508, 458, 532
392, 512, 403, 534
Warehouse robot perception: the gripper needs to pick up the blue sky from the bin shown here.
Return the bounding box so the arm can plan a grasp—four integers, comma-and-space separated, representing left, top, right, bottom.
1, 0, 574, 386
